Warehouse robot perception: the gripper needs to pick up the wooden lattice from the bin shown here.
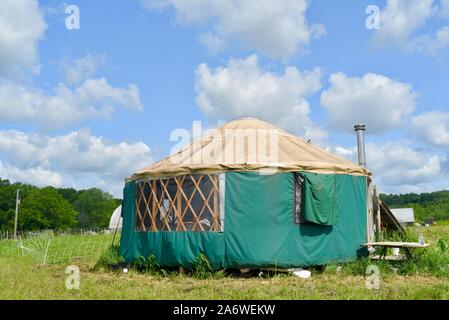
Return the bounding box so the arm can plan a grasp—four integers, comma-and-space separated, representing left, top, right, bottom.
135, 174, 220, 232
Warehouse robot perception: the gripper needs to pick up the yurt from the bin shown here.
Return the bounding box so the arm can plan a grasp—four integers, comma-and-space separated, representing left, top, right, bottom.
119, 118, 372, 268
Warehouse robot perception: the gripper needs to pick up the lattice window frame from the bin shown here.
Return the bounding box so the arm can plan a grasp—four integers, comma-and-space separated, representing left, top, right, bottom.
134, 174, 221, 232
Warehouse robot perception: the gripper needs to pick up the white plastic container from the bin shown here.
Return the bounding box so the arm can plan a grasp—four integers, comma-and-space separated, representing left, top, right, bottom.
419, 234, 425, 245
290, 268, 311, 279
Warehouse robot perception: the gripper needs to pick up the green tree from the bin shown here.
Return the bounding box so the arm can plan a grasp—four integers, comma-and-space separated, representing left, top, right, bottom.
0, 208, 14, 231
0, 180, 36, 231
381, 190, 449, 222
57, 188, 80, 205
18, 187, 77, 230
73, 188, 120, 228
0, 179, 121, 231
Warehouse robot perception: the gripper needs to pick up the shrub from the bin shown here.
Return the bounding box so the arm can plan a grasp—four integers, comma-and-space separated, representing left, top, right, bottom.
132, 254, 167, 275
193, 253, 214, 279
438, 239, 448, 253
96, 245, 124, 269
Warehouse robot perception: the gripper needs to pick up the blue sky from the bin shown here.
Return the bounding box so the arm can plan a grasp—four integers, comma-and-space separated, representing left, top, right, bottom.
0, 0, 449, 197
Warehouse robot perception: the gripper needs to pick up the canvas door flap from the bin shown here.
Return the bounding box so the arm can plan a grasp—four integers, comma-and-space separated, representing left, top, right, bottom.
301, 173, 337, 226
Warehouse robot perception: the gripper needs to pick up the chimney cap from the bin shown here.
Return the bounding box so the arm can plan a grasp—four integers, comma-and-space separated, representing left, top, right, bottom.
354, 124, 366, 131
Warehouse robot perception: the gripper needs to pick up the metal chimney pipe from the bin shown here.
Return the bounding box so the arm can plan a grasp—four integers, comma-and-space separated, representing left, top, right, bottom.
354, 124, 366, 168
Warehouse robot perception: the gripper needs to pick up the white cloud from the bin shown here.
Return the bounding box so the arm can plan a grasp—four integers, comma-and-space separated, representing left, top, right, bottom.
60, 53, 107, 85
0, 8, 142, 131
0, 5, 143, 131
0, 13, 142, 130
140, 0, 171, 11
444, 156, 449, 173
0, 161, 63, 188
0, 0, 47, 78
410, 111, 449, 148
334, 141, 444, 193
0, 129, 153, 196
373, 0, 436, 46
195, 55, 327, 142
140, 0, 325, 58
371, 0, 449, 55
411, 26, 449, 56
441, 0, 449, 17
199, 32, 227, 54
320, 72, 417, 134
0, 78, 143, 130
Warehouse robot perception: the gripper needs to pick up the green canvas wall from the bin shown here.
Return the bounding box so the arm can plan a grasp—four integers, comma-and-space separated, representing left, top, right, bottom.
119, 172, 367, 268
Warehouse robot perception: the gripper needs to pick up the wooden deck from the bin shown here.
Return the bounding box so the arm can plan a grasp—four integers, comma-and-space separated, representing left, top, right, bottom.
364, 242, 430, 249
364, 242, 430, 261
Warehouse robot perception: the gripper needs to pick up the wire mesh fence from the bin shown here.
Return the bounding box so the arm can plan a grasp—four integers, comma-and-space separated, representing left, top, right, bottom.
0, 228, 112, 240
0, 228, 120, 266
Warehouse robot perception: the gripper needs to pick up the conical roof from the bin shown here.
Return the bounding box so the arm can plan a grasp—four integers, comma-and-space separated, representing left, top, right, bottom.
131, 118, 370, 180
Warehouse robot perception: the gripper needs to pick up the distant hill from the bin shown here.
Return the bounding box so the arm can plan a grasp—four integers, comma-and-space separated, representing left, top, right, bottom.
381, 191, 449, 222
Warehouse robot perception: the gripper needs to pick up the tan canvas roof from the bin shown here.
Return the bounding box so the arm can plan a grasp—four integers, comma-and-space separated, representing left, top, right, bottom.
131, 117, 370, 180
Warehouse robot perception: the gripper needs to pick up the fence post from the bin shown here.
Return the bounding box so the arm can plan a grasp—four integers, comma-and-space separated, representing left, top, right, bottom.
13, 189, 20, 240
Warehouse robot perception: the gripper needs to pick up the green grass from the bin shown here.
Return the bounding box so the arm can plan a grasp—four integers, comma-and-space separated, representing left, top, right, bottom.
1, 224, 449, 299
325, 224, 449, 278
0, 232, 115, 265
2, 254, 449, 300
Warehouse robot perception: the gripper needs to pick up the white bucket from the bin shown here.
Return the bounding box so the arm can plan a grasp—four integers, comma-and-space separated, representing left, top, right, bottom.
392, 248, 400, 256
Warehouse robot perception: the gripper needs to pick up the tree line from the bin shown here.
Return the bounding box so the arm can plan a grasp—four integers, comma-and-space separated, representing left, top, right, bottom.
0, 178, 121, 231
381, 190, 449, 222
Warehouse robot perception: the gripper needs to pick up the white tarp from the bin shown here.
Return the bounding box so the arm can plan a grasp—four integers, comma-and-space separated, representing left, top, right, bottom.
391, 208, 415, 224
109, 205, 123, 230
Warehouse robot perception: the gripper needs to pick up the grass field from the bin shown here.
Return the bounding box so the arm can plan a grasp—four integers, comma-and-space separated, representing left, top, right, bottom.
1, 224, 449, 300
0, 232, 115, 265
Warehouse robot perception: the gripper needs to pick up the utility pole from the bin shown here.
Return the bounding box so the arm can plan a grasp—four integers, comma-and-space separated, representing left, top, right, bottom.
13, 189, 20, 240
